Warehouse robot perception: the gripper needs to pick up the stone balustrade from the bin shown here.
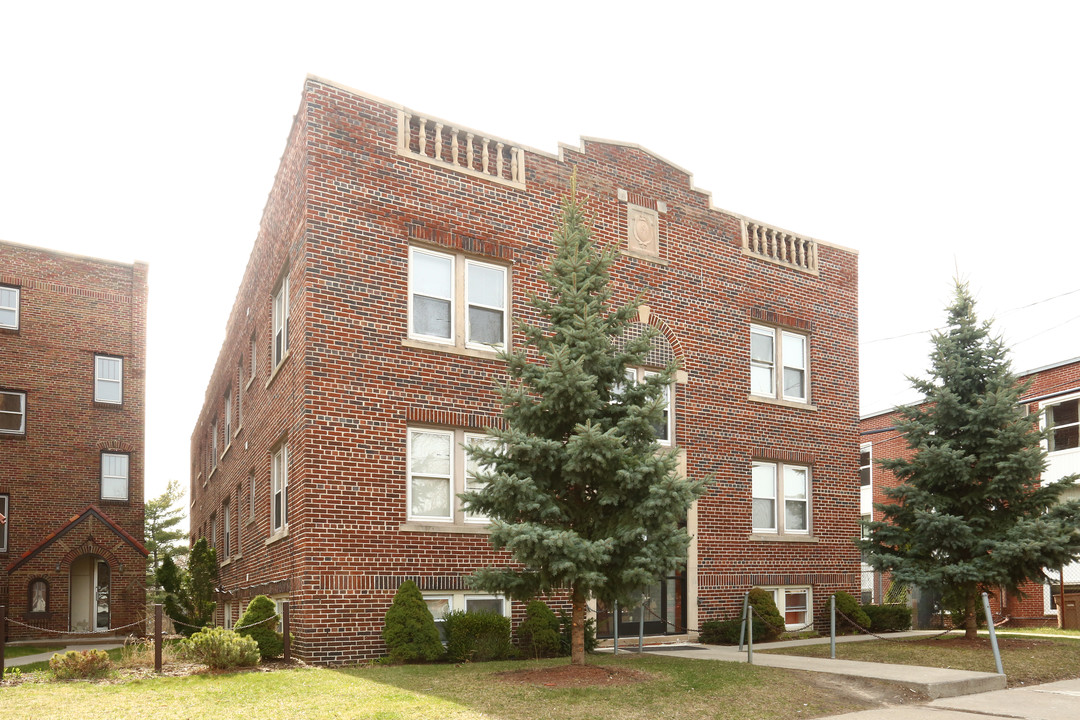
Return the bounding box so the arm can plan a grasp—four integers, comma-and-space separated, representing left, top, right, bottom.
397, 110, 525, 188
742, 220, 819, 274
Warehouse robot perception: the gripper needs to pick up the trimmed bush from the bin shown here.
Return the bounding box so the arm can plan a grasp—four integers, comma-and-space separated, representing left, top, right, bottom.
382, 581, 443, 663
443, 610, 514, 662
182, 626, 260, 669
748, 588, 785, 642
862, 603, 912, 632
236, 595, 285, 660
49, 649, 113, 680
558, 609, 597, 656
834, 591, 871, 633
698, 616, 776, 645
515, 601, 561, 659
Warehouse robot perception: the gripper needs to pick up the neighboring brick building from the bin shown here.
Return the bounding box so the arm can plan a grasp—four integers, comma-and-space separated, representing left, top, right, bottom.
860, 357, 1080, 626
0, 240, 148, 639
190, 75, 861, 664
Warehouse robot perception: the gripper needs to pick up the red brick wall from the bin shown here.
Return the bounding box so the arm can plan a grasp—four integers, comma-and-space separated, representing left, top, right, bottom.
192, 77, 861, 664
0, 240, 147, 638
860, 358, 1080, 625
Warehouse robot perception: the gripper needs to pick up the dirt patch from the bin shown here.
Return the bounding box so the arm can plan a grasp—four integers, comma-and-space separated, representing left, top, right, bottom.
902, 637, 1048, 651
794, 670, 930, 708
494, 663, 653, 688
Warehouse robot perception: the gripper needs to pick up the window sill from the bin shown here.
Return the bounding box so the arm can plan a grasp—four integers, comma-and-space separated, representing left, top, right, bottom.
99, 498, 130, 505
748, 533, 818, 543
208, 467, 218, 481
233, 425, 243, 440
401, 338, 504, 361
246, 515, 257, 527
265, 351, 291, 389
399, 522, 492, 535
0, 432, 27, 440
265, 527, 289, 546
92, 401, 124, 410
747, 394, 817, 411
245, 375, 256, 391
221, 443, 232, 461
221, 557, 233, 568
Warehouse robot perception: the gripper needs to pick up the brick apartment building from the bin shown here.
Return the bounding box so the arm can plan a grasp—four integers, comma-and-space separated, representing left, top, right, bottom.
0, 240, 148, 639
189, 75, 861, 664
860, 356, 1080, 627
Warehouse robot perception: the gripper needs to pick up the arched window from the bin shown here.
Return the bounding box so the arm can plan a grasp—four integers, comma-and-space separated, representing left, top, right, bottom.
28, 578, 48, 614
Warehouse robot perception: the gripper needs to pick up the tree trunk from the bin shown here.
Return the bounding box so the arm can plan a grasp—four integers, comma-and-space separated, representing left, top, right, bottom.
965, 590, 978, 640
571, 586, 586, 666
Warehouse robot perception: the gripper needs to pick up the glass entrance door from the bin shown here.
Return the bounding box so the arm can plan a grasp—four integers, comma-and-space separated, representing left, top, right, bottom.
95, 560, 111, 631
596, 573, 686, 638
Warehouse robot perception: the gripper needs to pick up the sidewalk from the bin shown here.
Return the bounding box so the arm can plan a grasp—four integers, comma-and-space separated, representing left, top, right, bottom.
829, 677, 1080, 719
5, 640, 125, 668
614, 632, 1004, 699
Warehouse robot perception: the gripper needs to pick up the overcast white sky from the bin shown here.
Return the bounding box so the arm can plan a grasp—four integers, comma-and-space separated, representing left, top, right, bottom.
2, 1, 1078, 507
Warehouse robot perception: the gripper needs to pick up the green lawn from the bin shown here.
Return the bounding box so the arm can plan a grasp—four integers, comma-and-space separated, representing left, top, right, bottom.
1, 655, 874, 720
991, 627, 1080, 638
3, 645, 63, 660
761, 635, 1080, 686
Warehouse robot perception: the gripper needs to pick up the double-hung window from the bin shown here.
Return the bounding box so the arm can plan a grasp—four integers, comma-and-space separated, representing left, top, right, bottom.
0, 494, 8, 552
408, 429, 453, 521
224, 392, 233, 444
1045, 397, 1079, 453
464, 433, 498, 523
761, 587, 812, 630
750, 325, 809, 402
271, 444, 288, 534
223, 501, 231, 557
616, 369, 674, 446
94, 355, 122, 404
273, 275, 289, 367
752, 461, 810, 535
211, 422, 219, 469
0, 391, 26, 435
408, 247, 508, 351
0, 286, 18, 329
101, 452, 130, 501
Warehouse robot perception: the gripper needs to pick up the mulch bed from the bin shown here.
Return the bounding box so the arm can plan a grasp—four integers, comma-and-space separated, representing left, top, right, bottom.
494, 663, 653, 688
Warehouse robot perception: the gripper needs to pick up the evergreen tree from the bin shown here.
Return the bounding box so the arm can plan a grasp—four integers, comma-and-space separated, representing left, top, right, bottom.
860, 281, 1080, 639
462, 179, 708, 665
144, 479, 189, 596
158, 538, 218, 636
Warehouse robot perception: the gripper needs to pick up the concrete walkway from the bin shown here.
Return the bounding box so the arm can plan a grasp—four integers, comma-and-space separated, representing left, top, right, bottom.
829, 677, 1080, 719
5, 640, 125, 667
609, 632, 1004, 699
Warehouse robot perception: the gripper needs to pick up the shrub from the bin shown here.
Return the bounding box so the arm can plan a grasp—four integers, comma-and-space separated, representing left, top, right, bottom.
558, 609, 597, 656
516, 601, 562, 659
862, 603, 912, 632
49, 649, 113, 680
747, 588, 784, 642
236, 595, 285, 660
181, 626, 260, 669
382, 581, 443, 663
699, 614, 775, 645
443, 610, 514, 662
834, 591, 871, 633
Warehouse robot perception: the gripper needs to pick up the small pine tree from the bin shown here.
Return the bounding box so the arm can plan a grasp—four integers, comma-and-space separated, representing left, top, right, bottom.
382, 581, 443, 663
463, 178, 708, 665
144, 479, 190, 597
860, 281, 1080, 639
236, 595, 284, 659
187, 538, 218, 632
157, 555, 191, 633
833, 591, 870, 633
747, 588, 784, 641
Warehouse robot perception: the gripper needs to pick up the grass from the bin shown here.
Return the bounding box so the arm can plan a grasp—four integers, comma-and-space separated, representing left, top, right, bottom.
991, 626, 1080, 637
0, 654, 874, 720
761, 635, 1080, 686
3, 645, 63, 660
10, 646, 126, 674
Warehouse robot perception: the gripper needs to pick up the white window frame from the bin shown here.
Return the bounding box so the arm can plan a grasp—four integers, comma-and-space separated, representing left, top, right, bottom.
464, 258, 508, 351
224, 391, 233, 446
223, 601, 233, 629
642, 370, 674, 447
408, 246, 510, 352
249, 472, 257, 519
0, 494, 8, 553
93, 355, 123, 404
249, 332, 258, 381
407, 428, 454, 522
859, 443, 872, 488
101, 452, 130, 501
211, 512, 218, 551
761, 586, 813, 631
464, 432, 498, 523
751, 460, 811, 535
0, 285, 20, 329
1042, 395, 1080, 455
271, 444, 288, 534
0, 390, 26, 435
409, 247, 455, 345
211, 421, 218, 470
272, 275, 289, 368
223, 501, 231, 558
423, 592, 510, 641
749, 324, 810, 403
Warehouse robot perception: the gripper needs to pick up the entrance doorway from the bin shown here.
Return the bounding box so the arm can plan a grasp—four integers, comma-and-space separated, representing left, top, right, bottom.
70, 555, 110, 632
596, 573, 686, 638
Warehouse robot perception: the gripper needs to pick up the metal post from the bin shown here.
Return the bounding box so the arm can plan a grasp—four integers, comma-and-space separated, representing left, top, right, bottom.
982, 592, 1004, 676
1061, 566, 1067, 630
738, 592, 750, 651
637, 593, 645, 654
1, 604, 6, 678
154, 604, 163, 673
283, 601, 291, 662
830, 594, 836, 659
747, 605, 754, 664
613, 600, 619, 655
